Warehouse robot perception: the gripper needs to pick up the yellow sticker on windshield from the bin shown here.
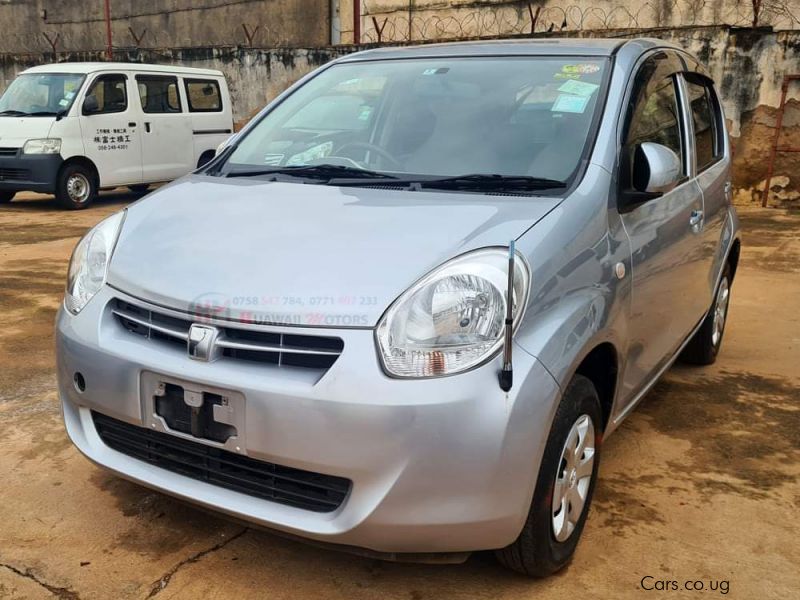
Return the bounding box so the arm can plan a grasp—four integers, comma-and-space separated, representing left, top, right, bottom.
562, 63, 601, 75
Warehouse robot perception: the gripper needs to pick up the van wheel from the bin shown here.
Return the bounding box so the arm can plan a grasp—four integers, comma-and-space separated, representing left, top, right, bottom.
495, 375, 602, 577
0, 191, 15, 204
680, 264, 732, 365
127, 184, 150, 194
56, 164, 97, 210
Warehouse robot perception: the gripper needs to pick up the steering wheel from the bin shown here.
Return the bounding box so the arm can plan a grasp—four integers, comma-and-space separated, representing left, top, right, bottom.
334, 141, 403, 170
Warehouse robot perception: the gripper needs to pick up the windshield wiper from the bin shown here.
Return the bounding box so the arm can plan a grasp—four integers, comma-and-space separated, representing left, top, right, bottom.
0, 110, 29, 117
225, 164, 398, 181
417, 173, 567, 192
328, 173, 567, 192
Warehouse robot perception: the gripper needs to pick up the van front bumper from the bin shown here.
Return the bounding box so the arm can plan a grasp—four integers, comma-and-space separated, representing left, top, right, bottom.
56, 287, 561, 555
0, 149, 62, 193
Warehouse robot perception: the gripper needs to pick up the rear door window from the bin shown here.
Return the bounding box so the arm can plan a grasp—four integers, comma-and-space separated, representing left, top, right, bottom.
185, 79, 222, 112
137, 75, 182, 113
685, 78, 723, 172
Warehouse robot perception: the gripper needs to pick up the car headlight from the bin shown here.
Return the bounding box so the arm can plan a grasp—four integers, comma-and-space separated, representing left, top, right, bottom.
376, 247, 530, 378
65, 211, 126, 314
23, 138, 62, 154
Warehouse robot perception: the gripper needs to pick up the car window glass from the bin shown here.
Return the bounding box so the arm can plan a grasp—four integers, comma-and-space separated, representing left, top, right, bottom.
86, 75, 127, 114
185, 79, 222, 112
137, 76, 181, 113
686, 80, 721, 171
625, 76, 683, 164
228, 58, 609, 183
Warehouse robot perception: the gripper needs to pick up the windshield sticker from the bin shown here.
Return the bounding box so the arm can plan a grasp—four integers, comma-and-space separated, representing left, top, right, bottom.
286, 141, 333, 166
558, 80, 599, 97
65, 92, 75, 99
422, 67, 450, 75
358, 106, 373, 121
551, 94, 590, 114
561, 63, 601, 75
58, 98, 70, 107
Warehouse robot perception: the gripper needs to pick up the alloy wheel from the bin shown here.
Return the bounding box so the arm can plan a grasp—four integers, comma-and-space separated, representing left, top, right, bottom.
552, 413, 596, 542
712, 277, 730, 347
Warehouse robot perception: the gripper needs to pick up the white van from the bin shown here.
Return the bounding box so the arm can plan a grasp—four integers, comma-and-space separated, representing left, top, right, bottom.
0, 63, 233, 209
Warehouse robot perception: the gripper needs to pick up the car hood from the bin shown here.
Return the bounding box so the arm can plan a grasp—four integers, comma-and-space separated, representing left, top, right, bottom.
0, 116, 55, 147
108, 175, 561, 327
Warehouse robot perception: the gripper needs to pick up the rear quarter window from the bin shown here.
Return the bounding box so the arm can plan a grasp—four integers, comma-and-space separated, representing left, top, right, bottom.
185, 79, 223, 112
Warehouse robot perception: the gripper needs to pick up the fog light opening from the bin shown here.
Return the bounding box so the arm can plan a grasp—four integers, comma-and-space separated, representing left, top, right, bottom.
73, 372, 86, 393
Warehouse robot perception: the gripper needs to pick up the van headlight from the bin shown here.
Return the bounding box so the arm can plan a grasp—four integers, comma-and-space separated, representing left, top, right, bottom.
376, 248, 530, 378
23, 138, 62, 154
65, 211, 126, 314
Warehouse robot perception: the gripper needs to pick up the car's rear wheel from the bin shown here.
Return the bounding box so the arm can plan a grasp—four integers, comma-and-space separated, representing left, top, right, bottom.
495, 375, 602, 576
680, 263, 732, 365
56, 164, 97, 210
0, 190, 15, 204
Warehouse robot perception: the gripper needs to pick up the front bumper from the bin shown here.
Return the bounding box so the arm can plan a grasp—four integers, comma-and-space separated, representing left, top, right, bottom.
56, 286, 561, 554
0, 149, 62, 193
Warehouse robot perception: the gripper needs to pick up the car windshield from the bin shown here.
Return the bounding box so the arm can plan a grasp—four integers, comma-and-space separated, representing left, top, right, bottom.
224, 56, 608, 186
0, 73, 85, 116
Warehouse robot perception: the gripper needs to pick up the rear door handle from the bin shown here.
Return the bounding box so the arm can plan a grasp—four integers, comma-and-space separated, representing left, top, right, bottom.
144, 122, 151, 133
689, 210, 704, 228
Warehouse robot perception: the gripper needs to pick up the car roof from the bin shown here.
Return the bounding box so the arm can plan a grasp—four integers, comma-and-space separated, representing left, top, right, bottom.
20, 62, 224, 77
338, 37, 683, 62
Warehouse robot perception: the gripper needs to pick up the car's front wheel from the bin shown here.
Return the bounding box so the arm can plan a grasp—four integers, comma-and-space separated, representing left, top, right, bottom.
0, 190, 15, 204
495, 375, 602, 576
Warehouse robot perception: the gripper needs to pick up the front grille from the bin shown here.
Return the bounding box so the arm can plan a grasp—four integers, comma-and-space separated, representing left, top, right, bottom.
0, 167, 29, 180
112, 299, 344, 370
0, 147, 18, 157
93, 411, 351, 513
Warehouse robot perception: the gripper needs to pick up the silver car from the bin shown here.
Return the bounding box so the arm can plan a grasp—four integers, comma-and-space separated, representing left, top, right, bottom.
56, 38, 740, 576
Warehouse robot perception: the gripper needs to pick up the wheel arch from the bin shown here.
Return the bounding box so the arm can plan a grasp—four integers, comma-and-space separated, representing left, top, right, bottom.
572, 342, 619, 433
727, 237, 741, 283
197, 149, 216, 169
59, 155, 100, 186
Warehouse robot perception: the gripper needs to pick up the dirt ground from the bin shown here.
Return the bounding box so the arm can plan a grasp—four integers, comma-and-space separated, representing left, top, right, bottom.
0, 192, 798, 600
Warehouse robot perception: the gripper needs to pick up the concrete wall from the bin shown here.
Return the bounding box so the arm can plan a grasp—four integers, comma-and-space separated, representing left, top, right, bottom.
340, 0, 800, 44
0, 24, 798, 205
0, 0, 330, 53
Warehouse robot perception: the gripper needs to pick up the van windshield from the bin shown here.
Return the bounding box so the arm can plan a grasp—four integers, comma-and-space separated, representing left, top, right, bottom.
0, 73, 85, 116
224, 57, 608, 188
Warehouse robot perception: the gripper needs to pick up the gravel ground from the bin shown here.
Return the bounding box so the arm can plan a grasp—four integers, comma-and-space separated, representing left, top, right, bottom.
0, 191, 798, 600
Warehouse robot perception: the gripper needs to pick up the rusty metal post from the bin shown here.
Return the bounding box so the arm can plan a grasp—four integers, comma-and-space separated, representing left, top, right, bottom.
762, 75, 800, 207
353, 0, 361, 44
104, 0, 113, 59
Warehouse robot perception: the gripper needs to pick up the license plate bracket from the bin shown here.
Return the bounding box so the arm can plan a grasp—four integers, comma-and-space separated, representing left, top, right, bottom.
141, 371, 246, 454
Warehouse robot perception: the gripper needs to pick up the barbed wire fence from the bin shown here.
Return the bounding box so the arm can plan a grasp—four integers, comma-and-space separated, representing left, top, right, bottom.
360, 0, 800, 44
2, 0, 800, 55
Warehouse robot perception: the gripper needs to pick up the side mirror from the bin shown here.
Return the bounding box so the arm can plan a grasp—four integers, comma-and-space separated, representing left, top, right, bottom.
633, 142, 682, 194
82, 95, 99, 115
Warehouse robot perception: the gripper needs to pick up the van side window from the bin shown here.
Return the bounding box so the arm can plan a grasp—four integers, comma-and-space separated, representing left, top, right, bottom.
136, 76, 182, 113
685, 78, 722, 171
185, 79, 222, 112
85, 75, 127, 114
620, 54, 686, 192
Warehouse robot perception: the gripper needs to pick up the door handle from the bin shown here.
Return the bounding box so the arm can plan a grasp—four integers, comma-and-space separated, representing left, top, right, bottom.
128, 122, 137, 127
689, 210, 704, 228
144, 122, 151, 133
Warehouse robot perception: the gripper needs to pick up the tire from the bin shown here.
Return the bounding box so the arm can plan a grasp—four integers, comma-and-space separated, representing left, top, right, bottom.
56, 163, 97, 210
495, 375, 602, 577
0, 190, 15, 204
680, 263, 732, 366
127, 184, 150, 194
